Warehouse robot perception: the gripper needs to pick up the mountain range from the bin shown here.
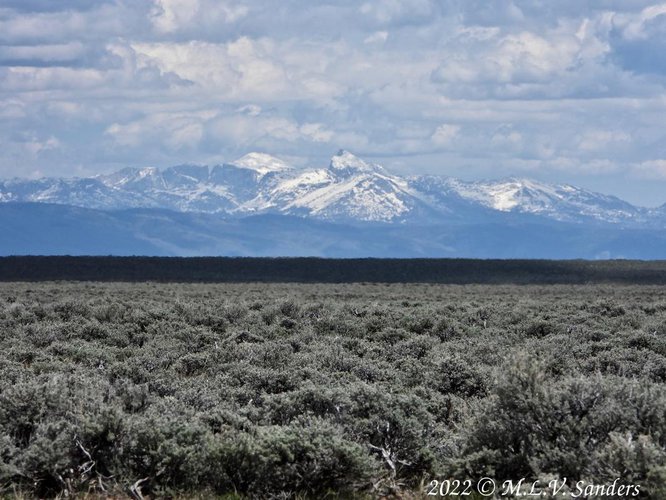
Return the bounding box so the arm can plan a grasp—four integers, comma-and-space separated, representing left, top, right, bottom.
1, 150, 665, 258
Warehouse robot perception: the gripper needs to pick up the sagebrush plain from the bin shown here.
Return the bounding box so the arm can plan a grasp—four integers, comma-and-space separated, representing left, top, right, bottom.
1, 282, 666, 498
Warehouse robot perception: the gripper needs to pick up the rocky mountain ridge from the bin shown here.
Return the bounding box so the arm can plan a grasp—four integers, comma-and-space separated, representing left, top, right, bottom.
0, 150, 660, 227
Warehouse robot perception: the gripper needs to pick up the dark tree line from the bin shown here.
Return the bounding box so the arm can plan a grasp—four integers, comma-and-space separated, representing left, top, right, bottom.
1, 256, 666, 284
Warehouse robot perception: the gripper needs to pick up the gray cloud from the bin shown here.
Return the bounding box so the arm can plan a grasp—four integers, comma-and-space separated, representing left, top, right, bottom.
0, 1, 107, 13
610, 7, 666, 75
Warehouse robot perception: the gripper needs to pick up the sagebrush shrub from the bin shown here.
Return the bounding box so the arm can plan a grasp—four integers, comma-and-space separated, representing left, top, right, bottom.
1, 282, 666, 497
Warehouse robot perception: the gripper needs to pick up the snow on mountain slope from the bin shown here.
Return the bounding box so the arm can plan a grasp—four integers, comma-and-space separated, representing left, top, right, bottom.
98, 167, 166, 191
0, 177, 158, 210
230, 152, 294, 178
162, 165, 211, 186
443, 177, 642, 223
328, 149, 384, 176
244, 151, 425, 221
0, 150, 661, 226
281, 170, 413, 221
97, 165, 236, 213
243, 168, 333, 212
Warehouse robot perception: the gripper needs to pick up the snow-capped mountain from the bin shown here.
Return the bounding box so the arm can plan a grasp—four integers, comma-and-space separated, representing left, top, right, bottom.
408, 176, 646, 225
0, 177, 157, 210
244, 151, 431, 222
228, 152, 294, 178
0, 150, 660, 227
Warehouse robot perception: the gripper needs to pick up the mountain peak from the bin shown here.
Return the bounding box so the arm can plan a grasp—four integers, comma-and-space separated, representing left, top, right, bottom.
229, 153, 293, 177
0, 149, 658, 227
97, 166, 163, 189
329, 150, 380, 175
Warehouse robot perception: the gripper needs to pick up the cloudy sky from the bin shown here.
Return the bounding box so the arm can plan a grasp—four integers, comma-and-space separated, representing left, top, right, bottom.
1, 0, 665, 205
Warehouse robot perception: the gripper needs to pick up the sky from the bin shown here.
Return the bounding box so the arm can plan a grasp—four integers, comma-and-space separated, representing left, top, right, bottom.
0, 0, 665, 206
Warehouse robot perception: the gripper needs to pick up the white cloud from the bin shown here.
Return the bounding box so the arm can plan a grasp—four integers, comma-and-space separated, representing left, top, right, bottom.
0, 98, 25, 118
236, 104, 262, 116
150, 0, 248, 34
0, 3, 135, 45
577, 130, 631, 152
24, 136, 60, 156
0, 42, 86, 63
106, 110, 214, 150
1, 66, 105, 91
359, 0, 435, 26
131, 39, 293, 99
616, 3, 666, 40
431, 20, 612, 99
363, 31, 388, 44
300, 123, 334, 143
208, 114, 300, 145
129, 36, 356, 104
431, 124, 460, 146
632, 159, 666, 179
0, 10, 87, 43
150, 0, 198, 33
491, 129, 522, 148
